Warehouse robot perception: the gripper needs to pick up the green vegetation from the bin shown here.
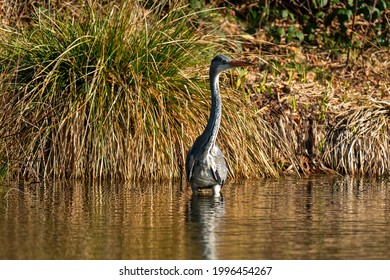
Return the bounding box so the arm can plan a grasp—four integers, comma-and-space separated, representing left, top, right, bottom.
0, 0, 388, 182
219, 0, 389, 48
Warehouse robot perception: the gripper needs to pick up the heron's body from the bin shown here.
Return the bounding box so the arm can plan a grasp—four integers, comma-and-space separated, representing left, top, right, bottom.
185, 55, 252, 196
186, 140, 227, 194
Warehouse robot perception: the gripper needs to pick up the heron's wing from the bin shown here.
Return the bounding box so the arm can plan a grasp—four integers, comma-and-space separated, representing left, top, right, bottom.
186, 135, 207, 182
210, 145, 227, 186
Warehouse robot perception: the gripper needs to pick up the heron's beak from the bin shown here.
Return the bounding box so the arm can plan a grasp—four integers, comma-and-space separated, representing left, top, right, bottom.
228, 60, 253, 67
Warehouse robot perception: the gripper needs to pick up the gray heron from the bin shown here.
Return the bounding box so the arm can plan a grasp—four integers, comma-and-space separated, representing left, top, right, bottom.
185, 54, 253, 196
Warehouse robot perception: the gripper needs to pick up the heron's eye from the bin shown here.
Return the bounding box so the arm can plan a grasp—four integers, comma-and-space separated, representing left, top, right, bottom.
221, 59, 227, 64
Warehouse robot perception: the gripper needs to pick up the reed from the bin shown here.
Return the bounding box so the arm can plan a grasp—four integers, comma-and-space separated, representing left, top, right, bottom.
0, 1, 282, 181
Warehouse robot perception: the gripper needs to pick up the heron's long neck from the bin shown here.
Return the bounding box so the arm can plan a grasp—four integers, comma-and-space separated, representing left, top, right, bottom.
202, 71, 222, 151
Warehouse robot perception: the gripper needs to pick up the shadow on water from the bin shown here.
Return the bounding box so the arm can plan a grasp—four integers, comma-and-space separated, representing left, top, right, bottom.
0, 175, 389, 259
187, 195, 225, 260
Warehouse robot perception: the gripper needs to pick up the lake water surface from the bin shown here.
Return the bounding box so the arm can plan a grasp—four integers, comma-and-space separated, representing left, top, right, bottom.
1, 176, 389, 260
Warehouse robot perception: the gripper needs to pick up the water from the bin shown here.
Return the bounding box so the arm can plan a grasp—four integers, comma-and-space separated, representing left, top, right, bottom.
0, 176, 389, 260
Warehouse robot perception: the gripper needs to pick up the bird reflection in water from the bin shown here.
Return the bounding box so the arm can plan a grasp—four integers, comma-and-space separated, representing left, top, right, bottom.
187, 194, 225, 260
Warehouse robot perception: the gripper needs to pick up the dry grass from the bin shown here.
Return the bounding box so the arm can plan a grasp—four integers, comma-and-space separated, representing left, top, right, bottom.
229, 37, 389, 176
0, 1, 288, 182
0, 0, 389, 183
323, 100, 389, 175
1, 1, 206, 181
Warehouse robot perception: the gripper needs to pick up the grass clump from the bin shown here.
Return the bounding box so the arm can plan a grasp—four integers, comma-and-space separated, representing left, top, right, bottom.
0, 1, 203, 181
0, 1, 283, 181
323, 100, 390, 176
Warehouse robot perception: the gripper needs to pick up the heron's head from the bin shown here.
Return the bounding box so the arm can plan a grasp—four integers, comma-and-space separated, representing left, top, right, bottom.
210, 54, 253, 75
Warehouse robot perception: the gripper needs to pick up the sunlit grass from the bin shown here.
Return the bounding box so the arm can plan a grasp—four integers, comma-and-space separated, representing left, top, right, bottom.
0, 1, 282, 181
